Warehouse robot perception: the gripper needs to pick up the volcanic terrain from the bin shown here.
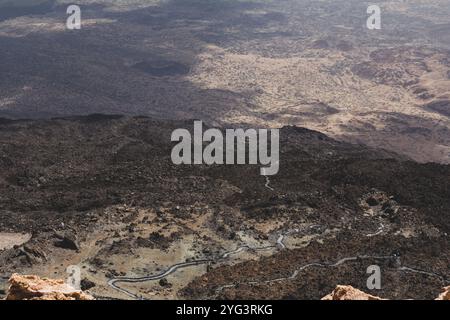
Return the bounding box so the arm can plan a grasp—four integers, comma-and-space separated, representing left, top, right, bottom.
0, 115, 448, 299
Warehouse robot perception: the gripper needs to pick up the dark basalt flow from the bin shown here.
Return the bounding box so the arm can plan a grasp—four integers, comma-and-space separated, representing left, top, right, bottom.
425, 100, 450, 118
0, 0, 55, 22
132, 60, 190, 77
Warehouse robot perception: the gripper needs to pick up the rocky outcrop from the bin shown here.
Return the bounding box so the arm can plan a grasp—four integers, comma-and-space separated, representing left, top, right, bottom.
19, 244, 47, 265
322, 285, 383, 300
54, 231, 80, 251
323, 285, 450, 300
436, 286, 450, 300
5, 274, 94, 300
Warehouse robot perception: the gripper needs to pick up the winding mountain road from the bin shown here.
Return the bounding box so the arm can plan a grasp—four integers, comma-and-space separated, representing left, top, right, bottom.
107, 231, 289, 299
107, 225, 448, 299
212, 255, 449, 297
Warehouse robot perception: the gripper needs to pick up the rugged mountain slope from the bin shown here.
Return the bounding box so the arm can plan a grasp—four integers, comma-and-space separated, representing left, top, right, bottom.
0, 115, 448, 299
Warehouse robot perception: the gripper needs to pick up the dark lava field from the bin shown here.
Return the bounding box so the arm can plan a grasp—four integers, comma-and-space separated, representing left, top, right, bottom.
0, 115, 448, 299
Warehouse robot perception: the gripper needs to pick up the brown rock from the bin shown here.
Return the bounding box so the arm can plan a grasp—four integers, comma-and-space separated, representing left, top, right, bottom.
435, 286, 450, 300
322, 285, 383, 300
5, 274, 94, 300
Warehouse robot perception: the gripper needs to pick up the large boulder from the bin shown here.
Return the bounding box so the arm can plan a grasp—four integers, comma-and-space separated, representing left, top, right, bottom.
322, 285, 383, 300
5, 274, 94, 300
54, 231, 80, 251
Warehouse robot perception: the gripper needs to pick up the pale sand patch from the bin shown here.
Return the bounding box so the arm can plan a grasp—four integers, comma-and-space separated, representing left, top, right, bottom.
0, 232, 31, 250
0, 17, 115, 38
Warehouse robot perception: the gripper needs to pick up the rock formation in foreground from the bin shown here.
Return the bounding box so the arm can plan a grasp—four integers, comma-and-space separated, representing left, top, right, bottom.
322, 285, 450, 300
5, 274, 94, 300
436, 286, 450, 300
321, 285, 384, 300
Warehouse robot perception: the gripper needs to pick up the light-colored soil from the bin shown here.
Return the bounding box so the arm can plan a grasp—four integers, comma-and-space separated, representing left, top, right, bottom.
0, 233, 31, 251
